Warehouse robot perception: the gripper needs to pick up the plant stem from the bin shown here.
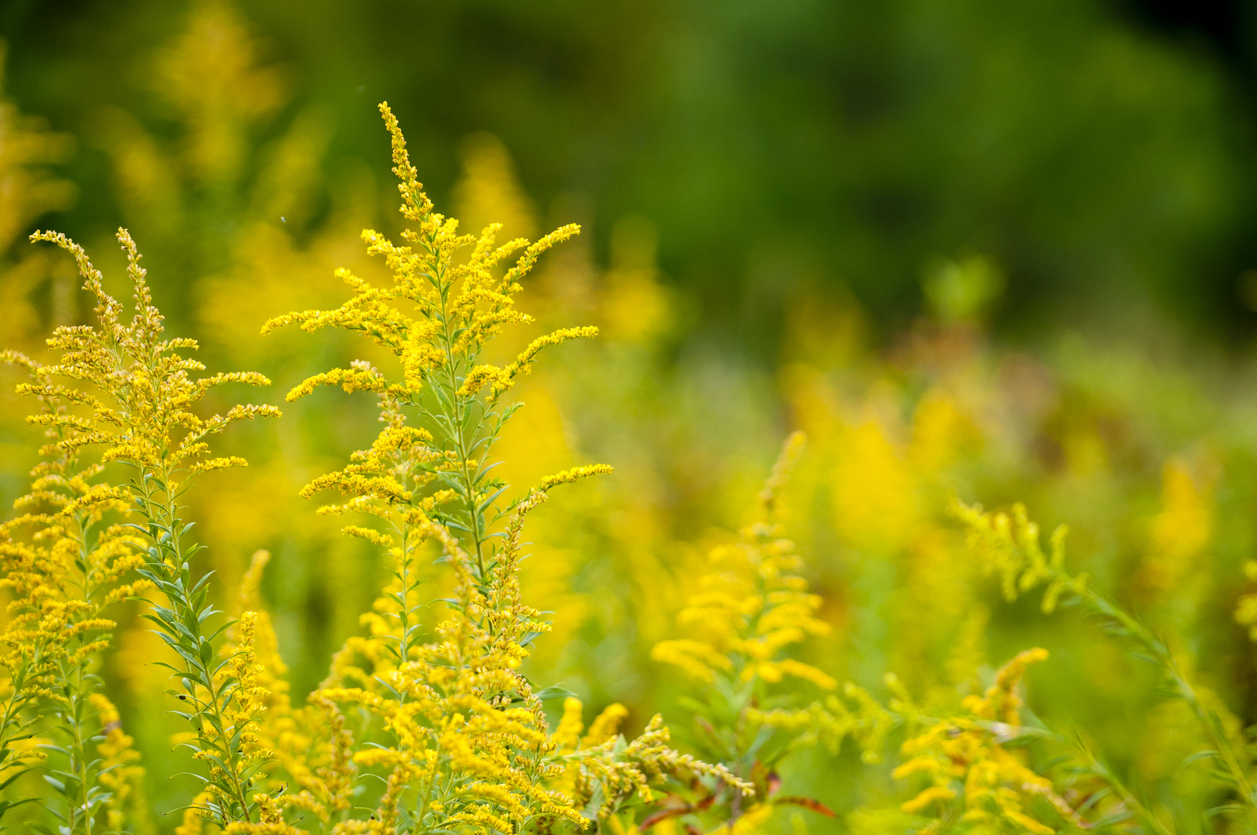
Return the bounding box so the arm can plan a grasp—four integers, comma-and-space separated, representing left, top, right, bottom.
134, 464, 254, 825
1056, 580, 1257, 820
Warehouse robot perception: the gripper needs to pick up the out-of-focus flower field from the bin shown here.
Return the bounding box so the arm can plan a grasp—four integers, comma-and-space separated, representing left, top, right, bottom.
7, 2, 1257, 833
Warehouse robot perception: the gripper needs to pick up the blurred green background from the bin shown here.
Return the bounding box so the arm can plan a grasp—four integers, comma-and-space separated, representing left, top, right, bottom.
8, 0, 1257, 829
8, 0, 1257, 351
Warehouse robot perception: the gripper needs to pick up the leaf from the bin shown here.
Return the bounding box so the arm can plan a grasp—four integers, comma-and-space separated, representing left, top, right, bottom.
1204, 803, 1247, 819
1177, 749, 1220, 771
0, 769, 31, 792
581, 781, 605, 820
477, 485, 509, 514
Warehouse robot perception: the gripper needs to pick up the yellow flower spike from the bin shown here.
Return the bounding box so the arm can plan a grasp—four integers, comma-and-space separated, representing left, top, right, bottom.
968, 647, 1048, 724
651, 639, 731, 683
583, 702, 629, 747
953, 499, 1084, 614
655, 435, 826, 698
1, 347, 161, 833
775, 659, 838, 690
536, 463, 615, 493
458, 363, 512, 397
645, 433, 847, 828
891, 649, 1066, 832
552, 697, 585, 751
498, 325, 600, 394
900, 785, 957, 815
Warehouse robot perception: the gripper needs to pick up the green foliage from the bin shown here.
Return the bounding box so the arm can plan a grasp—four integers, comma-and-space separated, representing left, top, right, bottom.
4, 0, 1255, 334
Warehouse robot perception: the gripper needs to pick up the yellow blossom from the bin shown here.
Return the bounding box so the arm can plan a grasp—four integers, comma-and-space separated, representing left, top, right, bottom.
892, 649, 1073, 831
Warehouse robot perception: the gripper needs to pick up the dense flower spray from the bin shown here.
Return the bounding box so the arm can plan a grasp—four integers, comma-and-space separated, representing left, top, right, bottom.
259, 102, 748, 834
13, 227, 281, 829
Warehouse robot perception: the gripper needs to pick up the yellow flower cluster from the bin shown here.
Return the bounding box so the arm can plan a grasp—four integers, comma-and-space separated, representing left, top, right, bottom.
952, 500, 1083, 613
0, 348, 151, 829
892, 649, 1081, 833
253, 102, 746, 833
1141, 460, 1212, 601
13, 227, 285, 828
313, 512, 583, 831
953, 501, 1257, 826
750, 681, 896, 766
652, 433, 832, 690
0, 451, 123, 701
24, 228, 279, 478
574, 712, 751, 813
648, 433, 837, 832
305, 494, 749, 833
263, 102, 597, 579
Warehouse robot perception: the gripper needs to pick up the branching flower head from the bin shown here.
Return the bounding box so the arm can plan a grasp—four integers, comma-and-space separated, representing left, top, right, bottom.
24, 228, 280, 482
261, 103, 748, 835
952, 499, 1083, 614
0, 348, 150, 814
263, 103, 598, 579
13, 228, 283, 830
891, 648, 1084, 832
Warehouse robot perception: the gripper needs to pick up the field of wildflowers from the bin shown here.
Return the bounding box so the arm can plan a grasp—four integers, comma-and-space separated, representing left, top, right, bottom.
7, 3, 1257, 834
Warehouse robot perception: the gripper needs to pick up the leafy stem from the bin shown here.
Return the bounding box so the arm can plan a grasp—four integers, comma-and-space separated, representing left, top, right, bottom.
959, 500, 1257, 824
130, 465, 256, 826
53, 512, 100, 835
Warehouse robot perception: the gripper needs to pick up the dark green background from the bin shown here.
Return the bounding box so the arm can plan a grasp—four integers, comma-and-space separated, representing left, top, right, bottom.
5, 0, 1257, 355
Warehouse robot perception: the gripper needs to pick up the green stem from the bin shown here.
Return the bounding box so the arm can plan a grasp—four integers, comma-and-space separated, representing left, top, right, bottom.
438, 286, 487, 577
45, 510, 101, 835
70, 513, 96, 835
1081, 587, 1256, 815
397, 520, 413, 667
136, 465, 255, 825
419, 229, 489, 580
1071, 736, 1176, 835
68, 671, 92, 835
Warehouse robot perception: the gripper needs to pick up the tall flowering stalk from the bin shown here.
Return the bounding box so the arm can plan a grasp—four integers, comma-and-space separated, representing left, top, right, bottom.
262, 102, 747, 834
18, 228, 281, 828
651, 433, 862, 831
0, 351, 151, 835
652, 433, 833, 692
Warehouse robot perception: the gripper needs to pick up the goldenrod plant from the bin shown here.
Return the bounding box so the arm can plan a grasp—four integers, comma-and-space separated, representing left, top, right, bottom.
0, 349, 148, 834
887, 648, 1081, 833
650, 433, 846, 831
0, 97, 750, 835
3, 227, 280, 831
254, 102, 748, 834
649, 438, 1077, 833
